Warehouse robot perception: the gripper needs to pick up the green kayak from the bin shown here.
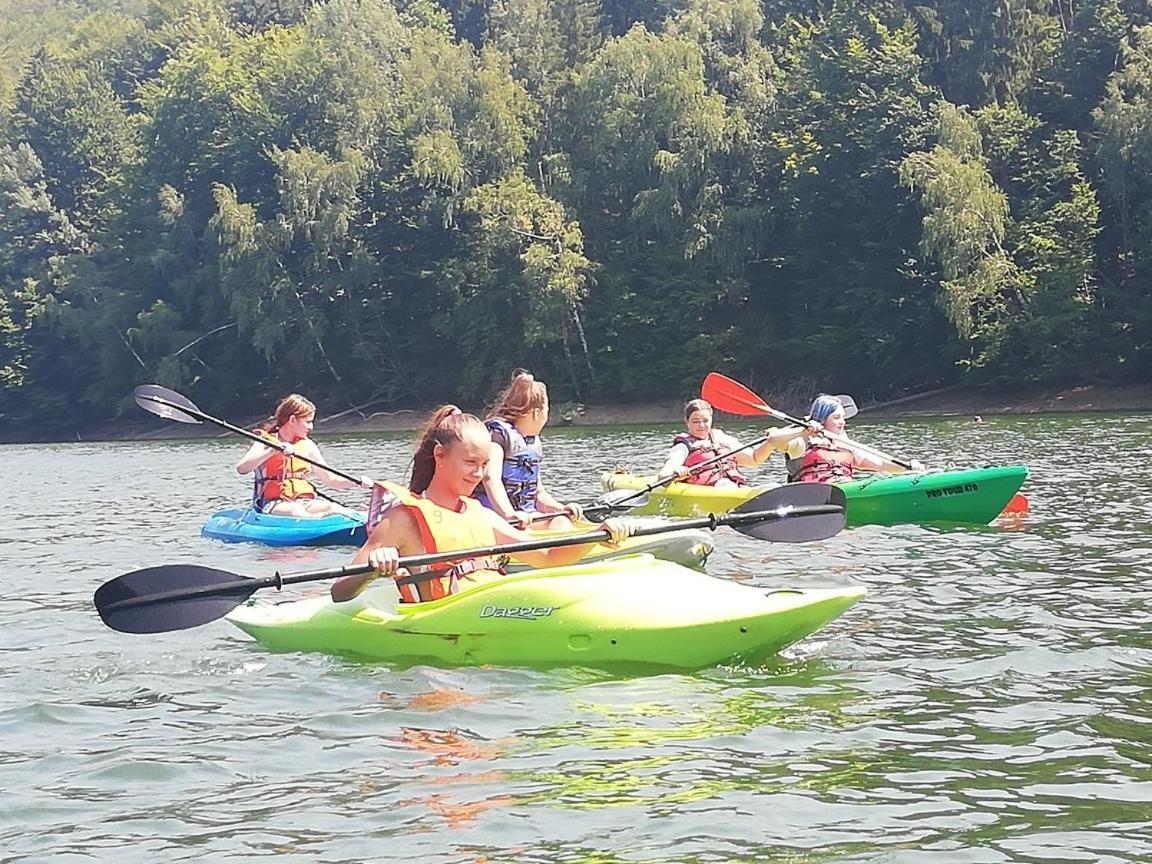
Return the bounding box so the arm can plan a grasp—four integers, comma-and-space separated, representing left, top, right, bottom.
601, 465, 1029, 527
227, 555, 865, 671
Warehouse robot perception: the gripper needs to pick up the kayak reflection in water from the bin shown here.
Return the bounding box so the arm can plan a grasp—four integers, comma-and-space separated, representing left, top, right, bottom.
354, 406, 634, 603
473, 370, 583, 530
235, 393, 374, 518
657, 398, 818, 488
785, 394, 924, 483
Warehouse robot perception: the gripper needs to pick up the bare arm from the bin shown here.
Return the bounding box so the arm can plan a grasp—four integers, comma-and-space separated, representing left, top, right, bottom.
739, 424, 819, 466
484, 510, 631, 568
479, 441, 519, 519
534, 480, 565, 514
352, 507, 421, 566
657, 442, 690, 480
235, 439, 279, 475
295, 440, 373, 489
851, 448, 910, 474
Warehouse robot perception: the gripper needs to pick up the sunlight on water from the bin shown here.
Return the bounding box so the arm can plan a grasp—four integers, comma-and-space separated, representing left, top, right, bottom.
1, 414, 1149, 862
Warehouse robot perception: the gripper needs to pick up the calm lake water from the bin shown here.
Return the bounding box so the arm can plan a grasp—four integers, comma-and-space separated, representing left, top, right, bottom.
3, 415, 1150, 863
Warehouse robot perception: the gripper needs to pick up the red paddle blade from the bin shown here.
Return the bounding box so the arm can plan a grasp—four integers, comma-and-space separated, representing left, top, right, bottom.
701, 373, 772, 416
1002, 493, 1029, 514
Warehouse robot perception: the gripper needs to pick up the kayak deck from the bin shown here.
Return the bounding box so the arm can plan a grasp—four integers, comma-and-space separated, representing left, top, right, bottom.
227, 555, 865, 671
601, 464, 1029, 527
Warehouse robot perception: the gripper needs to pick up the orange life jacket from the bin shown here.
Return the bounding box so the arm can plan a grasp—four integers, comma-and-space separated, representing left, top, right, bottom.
368, 481, 504, 603
252, 430, 316, 508
673, 433, 747, 486
792, 436, 855, 484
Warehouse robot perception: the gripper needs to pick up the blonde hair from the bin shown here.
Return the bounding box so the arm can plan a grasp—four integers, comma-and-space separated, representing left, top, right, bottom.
488, 370, 547, 422
410, 405, 487, 493
261, 394, 316, 432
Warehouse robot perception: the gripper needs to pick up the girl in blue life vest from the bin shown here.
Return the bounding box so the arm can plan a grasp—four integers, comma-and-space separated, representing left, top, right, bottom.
658, 398, 816, 488
354, 406, 634, 602
785, 394, 923, 483
473, 371, 583, 530
235, 393, 374, 517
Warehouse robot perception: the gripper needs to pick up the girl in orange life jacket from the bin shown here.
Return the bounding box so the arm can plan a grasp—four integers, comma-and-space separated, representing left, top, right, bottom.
474, 370, 583, 530
657, 398, 816, 488
785, 394, 924, 483
235, 394, 374, 518
354, 405, 635, 603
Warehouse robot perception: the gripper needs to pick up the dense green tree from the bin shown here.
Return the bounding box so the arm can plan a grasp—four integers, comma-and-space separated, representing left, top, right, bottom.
1, 0, 1151, 433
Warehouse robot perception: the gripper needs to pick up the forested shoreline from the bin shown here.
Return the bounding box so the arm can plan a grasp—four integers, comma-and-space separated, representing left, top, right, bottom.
2, 0, 1151, 434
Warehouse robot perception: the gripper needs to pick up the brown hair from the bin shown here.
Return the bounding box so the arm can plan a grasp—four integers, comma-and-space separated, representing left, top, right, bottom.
261, 394, 316, 432
684, 398, 713, 421
488, 369, 547, 422
410, 405, 488, 493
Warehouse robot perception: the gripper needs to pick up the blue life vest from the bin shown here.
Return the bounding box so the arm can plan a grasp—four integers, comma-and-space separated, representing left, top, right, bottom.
474, 418, 542, 512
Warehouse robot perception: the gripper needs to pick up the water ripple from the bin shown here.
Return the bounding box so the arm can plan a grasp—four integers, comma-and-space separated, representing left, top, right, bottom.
1, 416, 1149, 861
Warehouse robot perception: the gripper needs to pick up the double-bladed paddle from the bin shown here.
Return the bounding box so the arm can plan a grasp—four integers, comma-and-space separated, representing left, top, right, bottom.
136, 384, 650, 523
701, 373, 921, 471
134, 384, 369, 487
590, 428, 786, 518
94, 484, 847, 635
703, 374, 1029, 515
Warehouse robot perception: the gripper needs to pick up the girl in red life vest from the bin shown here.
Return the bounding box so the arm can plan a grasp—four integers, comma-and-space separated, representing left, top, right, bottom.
353, 406, 635, 603
235, 394, 374, 517
474, 370, 583, 530
785, 394, 924, 483
657, 398, 817, 488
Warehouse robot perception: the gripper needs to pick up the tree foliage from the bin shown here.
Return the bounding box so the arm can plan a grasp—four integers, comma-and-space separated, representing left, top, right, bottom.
0, 0, 1149, 432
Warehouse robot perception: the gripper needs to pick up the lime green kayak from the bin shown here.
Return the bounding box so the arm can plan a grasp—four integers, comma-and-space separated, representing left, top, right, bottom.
601, 465, 1028, 527
227, 555, 865, 671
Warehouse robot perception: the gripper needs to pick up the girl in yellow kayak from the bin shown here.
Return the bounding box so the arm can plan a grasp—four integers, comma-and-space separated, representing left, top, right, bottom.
658, 398, 816, 488
354, 406, 634, 603
785, 394, 923, 483
235, 394, 374, 517
473, 370, 584, 529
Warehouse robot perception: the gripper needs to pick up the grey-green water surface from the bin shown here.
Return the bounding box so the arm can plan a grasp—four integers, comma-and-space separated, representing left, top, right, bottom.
2, 414, 1149, 862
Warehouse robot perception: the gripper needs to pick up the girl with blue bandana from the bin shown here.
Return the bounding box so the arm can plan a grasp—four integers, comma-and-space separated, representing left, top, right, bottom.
785, 395, 924, 483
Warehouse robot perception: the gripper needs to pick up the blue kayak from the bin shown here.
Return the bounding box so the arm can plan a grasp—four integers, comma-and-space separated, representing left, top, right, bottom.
201, 507, 368, 547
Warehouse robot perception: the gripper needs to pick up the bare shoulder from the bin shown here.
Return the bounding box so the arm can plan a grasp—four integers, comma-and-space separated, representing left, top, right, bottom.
366, 505, 420, 548
298, 438, 324, 459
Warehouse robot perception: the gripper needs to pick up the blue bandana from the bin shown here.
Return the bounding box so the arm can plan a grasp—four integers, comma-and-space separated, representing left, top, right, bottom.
809, 395, 844, 424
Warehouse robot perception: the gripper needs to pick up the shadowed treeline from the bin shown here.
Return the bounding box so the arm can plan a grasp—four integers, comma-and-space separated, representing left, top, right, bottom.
2, 0, 1151, 431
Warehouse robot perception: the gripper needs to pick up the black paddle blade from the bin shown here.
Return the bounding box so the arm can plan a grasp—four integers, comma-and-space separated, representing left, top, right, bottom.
94, 565, 259, 634
583, 489, 650, 522
731, 483, 847, 542
133, 384, 203, 424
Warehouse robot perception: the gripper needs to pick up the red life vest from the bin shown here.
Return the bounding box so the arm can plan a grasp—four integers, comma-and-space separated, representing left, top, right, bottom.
792, 436, 855, 484
672, 433, 747, 486
252, 431, 316, 508
368, 481, 504, 603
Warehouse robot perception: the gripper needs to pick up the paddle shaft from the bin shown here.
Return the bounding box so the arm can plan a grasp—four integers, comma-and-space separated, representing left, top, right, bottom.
97, 503, 843, 614
138, 393, 365, 486
705, 375, 915, 470
609, 432, 772, 507
523, 433, 771, 524
774, 406, 914, 470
